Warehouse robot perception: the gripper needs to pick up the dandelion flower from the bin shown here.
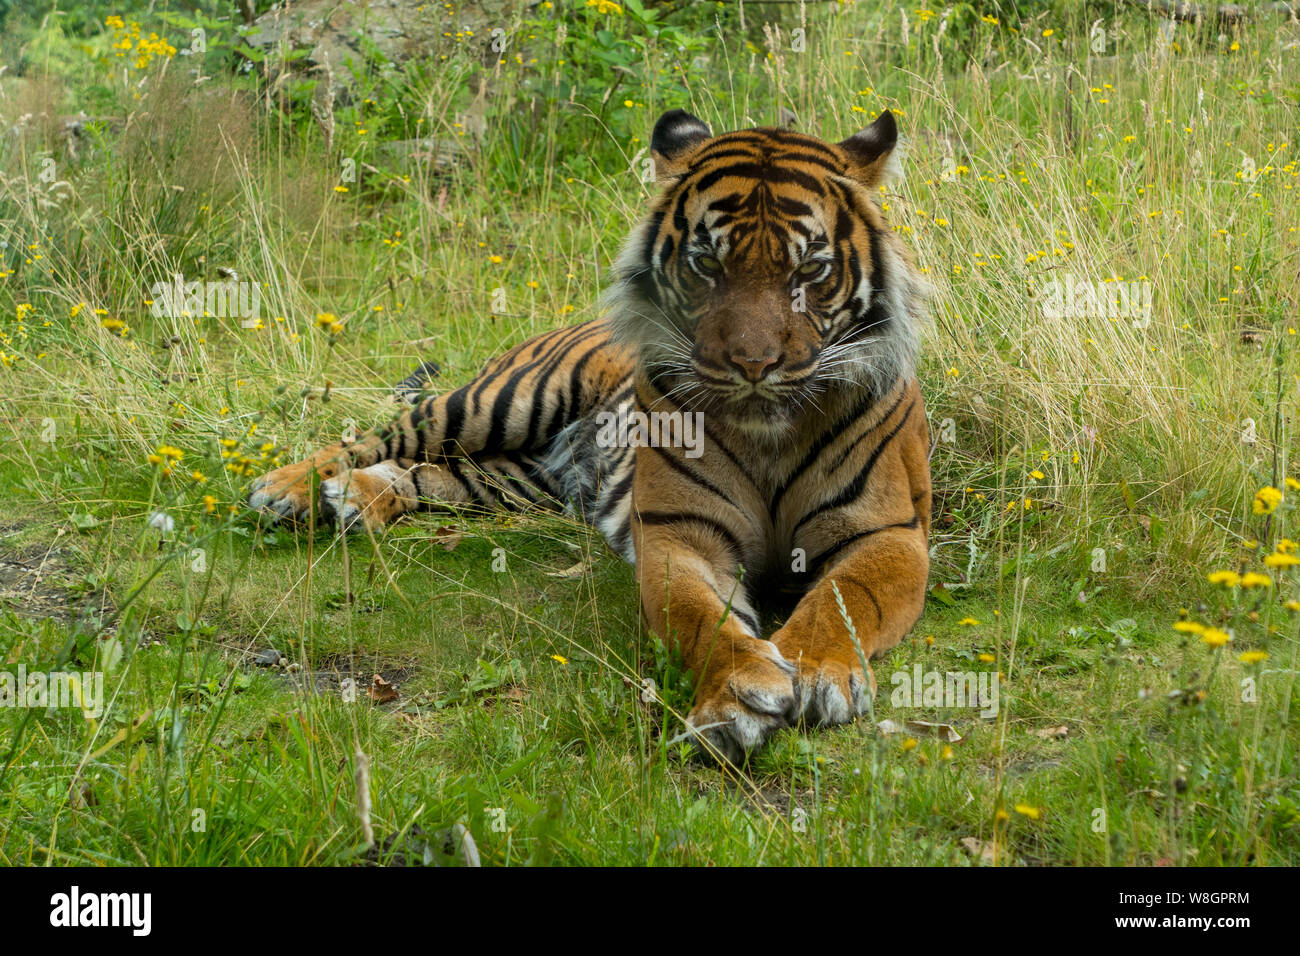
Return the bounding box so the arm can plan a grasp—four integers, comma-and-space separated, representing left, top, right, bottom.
1201, 628, 1232, 647
1253, 486, 1283, 515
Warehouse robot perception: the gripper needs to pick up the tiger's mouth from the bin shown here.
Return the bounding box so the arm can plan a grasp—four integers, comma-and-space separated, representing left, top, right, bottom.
683, 364, 821, 424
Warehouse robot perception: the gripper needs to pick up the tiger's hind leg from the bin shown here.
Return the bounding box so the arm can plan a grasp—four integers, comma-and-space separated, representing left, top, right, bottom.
248, 318, 632, 529
319, 453, 567, 532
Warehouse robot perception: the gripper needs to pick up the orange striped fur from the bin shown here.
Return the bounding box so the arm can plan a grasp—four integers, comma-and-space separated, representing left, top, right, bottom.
251, 109, 932, 763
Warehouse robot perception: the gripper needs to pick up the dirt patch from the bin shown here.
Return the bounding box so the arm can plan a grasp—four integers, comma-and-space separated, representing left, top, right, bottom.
243, 643, 417, 699
0, 530, 114, 628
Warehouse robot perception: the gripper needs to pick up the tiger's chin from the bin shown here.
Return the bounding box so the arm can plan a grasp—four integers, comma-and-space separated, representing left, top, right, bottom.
710, 392, 804, 438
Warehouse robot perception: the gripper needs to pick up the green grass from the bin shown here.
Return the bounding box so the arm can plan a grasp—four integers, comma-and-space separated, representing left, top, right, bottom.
0, 0, 1298, 865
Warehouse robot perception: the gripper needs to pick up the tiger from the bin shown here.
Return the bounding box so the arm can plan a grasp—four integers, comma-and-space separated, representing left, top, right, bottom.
249, 108, 932, 764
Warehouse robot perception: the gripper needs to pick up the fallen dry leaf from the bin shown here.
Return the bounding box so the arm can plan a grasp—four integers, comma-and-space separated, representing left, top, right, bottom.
432, 526, 464, 552
367, 674, 399, 704
545, 559, 592, 579
1034, 724, 1070, 739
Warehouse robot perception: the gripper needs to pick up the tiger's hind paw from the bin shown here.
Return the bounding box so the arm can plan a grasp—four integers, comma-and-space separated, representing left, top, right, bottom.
248, 465, 331, 525
319, 462, 412, 534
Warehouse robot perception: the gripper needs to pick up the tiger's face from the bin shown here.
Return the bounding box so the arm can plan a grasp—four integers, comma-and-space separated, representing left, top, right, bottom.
608, 109, 925, 433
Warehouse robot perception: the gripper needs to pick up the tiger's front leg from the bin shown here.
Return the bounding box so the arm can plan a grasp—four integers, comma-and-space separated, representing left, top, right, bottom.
772, 386, 932, 725
772, 520, 929, 725
636, 524, 797, 764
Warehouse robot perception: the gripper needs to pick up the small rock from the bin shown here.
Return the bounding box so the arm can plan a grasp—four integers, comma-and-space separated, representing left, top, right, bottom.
255, 648, 284, 667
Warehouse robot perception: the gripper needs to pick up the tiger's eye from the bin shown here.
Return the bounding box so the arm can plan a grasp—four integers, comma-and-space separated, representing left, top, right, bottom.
697, 255, 723, 274
797, 260, 827, 277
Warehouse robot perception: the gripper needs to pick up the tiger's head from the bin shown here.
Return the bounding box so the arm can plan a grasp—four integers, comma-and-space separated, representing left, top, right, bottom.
606, 109, 928, 434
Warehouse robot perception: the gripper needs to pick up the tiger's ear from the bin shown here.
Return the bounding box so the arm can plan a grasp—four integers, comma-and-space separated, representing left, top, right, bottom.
837, 109, 899, 188
651, 109, 712, 180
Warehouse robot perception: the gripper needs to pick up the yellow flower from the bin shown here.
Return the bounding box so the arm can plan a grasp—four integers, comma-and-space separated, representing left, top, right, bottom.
1240, 572, 1273, 588
551, 654, 567, 664
1172, 620, 1206, 634
901, 737, 918, 752
314, 312, 343, 334
1286, 477, 1300, 491
1207, 570, 1241, 587
958, 617, 980, 626
1285, 600, 1300, 612
204, 495, 217, 514
1264, 552, 1300, 568
190, 470, 208, 484
1238, 651, 1268, 664
978, 653, 995, 663
1201, 628, 1232, 647
994, 808, 1009, 823
1278, 538, 1298, 554
1014, 803, 1041, 819
1253, 486, 1283, 515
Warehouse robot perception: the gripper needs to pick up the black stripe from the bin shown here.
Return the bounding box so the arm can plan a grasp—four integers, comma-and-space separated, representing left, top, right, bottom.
596, 467, 636, 523
523, 325, 606, 448
692, 147, 764, 165
734, 606, 761, 636
772, 383, 901, 512
835, 577, 883, 625
436, 383, 470, 457
648, 443, 734, 502
442, 456, 480, 503
693, 163, 825, 195
793, 398, 916, 535
635, 510, 744, 561
487, 324, 602, 452
808, 514, 920, 579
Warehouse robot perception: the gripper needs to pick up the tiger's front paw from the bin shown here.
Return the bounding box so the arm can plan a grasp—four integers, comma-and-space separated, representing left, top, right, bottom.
772, 630, 876, 727
686, 641, 796, 765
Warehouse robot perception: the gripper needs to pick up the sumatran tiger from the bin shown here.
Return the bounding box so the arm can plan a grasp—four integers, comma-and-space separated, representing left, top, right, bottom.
250, 109, 932, 764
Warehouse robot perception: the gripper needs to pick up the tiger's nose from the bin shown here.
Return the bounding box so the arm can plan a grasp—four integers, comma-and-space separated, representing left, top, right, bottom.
729, 351, 781, 382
